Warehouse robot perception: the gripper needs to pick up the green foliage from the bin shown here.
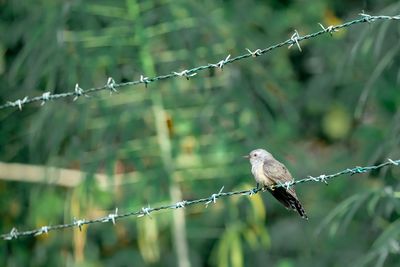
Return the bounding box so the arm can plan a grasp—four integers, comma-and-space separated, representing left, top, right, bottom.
1, 0, 400, 266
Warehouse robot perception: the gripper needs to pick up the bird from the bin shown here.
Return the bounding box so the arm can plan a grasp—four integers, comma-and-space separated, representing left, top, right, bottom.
244, 148, 308, 219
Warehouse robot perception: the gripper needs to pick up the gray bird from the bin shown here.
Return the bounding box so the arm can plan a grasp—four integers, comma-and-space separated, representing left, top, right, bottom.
245, 148, 308, 219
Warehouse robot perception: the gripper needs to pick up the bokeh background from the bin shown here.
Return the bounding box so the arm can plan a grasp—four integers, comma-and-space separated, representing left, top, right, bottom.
1, 0, 400, 266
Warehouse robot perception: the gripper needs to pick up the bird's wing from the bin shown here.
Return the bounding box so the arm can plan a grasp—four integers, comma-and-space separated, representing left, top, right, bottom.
263, 159, 297, 196
263, 158, 308, 219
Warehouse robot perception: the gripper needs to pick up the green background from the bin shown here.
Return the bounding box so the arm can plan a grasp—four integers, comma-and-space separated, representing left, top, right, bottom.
1, 0, 400, 266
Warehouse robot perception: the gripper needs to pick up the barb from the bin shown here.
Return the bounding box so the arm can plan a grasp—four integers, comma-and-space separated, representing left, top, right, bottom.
73, 83, 88, 101
41, 92, 51, 106
73, 218, 86, 232
308, 174, 329, 185
4, 228, 18, 240
246, 48, 262, 57
173, 70, 198, 80
1, 14, 399, 110
106, 77, 118, 95
174, 201, 187, 209
205, 186, 224, 207
288, 30, 302, 52
137, 206, 152, 218
102, 208, 118, 225
212, 54, 231, 69
7, 97, 28, 110
34, 226, 49, 236
318, 23, 339, 36
2, 158, 399, 240
140, 75, 150, 87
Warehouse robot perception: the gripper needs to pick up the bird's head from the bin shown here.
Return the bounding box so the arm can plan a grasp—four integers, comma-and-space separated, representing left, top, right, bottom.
244, 148, 273, 164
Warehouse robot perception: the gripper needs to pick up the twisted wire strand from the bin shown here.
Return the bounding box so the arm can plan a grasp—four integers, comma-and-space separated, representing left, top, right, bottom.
1, 13, 399, 110
2, 158, 399, 240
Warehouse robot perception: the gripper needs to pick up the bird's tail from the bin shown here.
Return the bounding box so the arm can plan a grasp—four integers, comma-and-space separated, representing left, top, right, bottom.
267, 187, 308, 220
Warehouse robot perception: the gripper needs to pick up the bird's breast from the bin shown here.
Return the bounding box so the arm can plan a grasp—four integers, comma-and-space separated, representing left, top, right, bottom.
251, 162, 274, 186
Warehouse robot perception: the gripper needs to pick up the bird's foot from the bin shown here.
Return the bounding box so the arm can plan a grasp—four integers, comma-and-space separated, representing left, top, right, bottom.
267, 185, 275, 191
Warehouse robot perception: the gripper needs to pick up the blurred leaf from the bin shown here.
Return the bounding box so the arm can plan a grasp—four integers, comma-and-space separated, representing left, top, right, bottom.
137, 217, 160, 263
372, 219, 400, 251
1, 1, 400, 267
322, 104, 351, 140
317, 192, 370, 236
277, 259, 295, 267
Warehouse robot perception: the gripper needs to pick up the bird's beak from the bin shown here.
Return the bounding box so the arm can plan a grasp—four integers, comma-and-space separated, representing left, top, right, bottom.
243, 155, 250, 159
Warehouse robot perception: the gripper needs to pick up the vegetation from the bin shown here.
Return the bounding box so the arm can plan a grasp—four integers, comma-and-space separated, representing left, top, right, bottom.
1, 1, 399, 266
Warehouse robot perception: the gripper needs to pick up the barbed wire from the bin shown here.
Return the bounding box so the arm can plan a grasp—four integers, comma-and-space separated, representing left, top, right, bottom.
1, 13, 399, 110
2, 158, 399, 240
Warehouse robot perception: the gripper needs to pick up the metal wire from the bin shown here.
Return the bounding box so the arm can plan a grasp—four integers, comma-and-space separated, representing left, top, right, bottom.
1, 13, 399, 110
2, 158, 399, 240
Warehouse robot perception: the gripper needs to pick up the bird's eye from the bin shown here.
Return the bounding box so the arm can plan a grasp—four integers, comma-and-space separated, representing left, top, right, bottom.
253, 153, 257, 157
